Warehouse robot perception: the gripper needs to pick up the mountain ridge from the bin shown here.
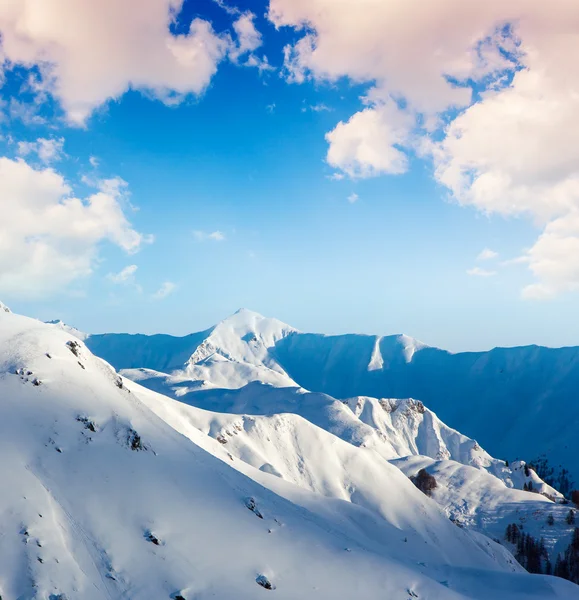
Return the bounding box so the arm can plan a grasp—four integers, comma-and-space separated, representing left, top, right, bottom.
3, 304, 576, 598
75, 309, 579, 486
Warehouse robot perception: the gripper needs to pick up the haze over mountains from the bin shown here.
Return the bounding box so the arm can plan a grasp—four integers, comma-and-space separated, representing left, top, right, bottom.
83, 308, 579, 485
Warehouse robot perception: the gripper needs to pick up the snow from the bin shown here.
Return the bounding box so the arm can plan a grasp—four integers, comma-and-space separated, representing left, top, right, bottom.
85, 309, 579, 484
368, 336, 384, 371
87, 308, 296, 390
45, 319, 89, 341
2, 307, 578, 598
393, 456, 575, 561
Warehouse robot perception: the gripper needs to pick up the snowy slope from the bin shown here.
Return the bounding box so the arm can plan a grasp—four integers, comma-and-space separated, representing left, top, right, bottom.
85, 309, 579, 483
116, 379, 560, 499
45, 319, 89, 341
393, 456, 578, 564
123, 380, 571, 572
6, 310, 574, 598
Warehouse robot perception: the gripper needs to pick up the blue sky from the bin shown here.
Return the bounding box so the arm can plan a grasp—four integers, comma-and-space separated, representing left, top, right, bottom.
1, 0, 578, 351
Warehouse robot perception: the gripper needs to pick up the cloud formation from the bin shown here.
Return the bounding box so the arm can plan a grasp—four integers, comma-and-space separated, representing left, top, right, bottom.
477, 248, 499, 261
0, 1, 265, 124
467, 267, 497, 278
193, 230, 226, 242
270, 0, 579, 298
17, 138, 65, 164
107, 264, 138, 284
0, 158, 148, 298
152, 281, 176, 300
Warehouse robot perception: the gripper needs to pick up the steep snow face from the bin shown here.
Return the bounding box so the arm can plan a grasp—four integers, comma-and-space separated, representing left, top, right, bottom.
4, 311, 576, 599
393, 456, 576, 563
0, 300, 10, 313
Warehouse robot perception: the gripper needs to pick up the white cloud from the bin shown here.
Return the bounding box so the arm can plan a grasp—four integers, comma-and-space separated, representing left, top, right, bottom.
230, 13, 261, 59
520, 214, 579, 299
107, 264, 138, 284
193, 230, 226, 242
477, 248, 498, 261
17, 138, 65, 163
0, 1, 266, 124
467, 267, 497, 278
266, 103, 276, 113
8, 98, 47, 126
269, 0, 579, 298
326, 104, 412, 178
89, 156, 100, 168
152, 281, 176, 300
347, 193, 359, 204
0, 157, 148, 298
302, 103, 331, 113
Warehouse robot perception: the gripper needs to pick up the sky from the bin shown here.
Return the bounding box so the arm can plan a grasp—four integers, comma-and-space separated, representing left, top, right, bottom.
1, 0, 579, 352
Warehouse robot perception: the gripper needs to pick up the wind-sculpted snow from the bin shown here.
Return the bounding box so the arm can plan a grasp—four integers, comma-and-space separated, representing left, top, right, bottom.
85, 309, 579, 483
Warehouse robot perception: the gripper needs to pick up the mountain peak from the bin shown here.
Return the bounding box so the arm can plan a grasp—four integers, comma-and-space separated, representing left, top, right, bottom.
231, 307, 266, 319
0, 300, 11, 313
217, 308, 296, 334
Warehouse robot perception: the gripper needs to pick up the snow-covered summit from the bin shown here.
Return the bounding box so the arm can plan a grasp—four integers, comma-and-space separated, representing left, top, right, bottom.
0, 300, 10, 313
86, 308, 298, 390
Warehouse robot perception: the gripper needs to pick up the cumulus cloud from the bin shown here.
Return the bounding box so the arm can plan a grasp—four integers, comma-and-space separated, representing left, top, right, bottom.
347, 193, 359, 204
326, 104, 412, 178
193, 230, 226, 242
0, 1, 266, 124
152, 281, 176, 300
269, 0, 579, 298
230, 13, 261, 59
477, 248, 499, 261
467, 267, 497, 278
0, 157, 148, 298
17, 138, 65, 163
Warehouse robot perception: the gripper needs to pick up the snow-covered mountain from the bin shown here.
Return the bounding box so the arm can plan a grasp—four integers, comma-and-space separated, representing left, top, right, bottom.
139, 380, 574, 562
4, 308, 576, 598
393, 455, 578, 565
87, 309, 296, 389
85, 309, 579, 486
